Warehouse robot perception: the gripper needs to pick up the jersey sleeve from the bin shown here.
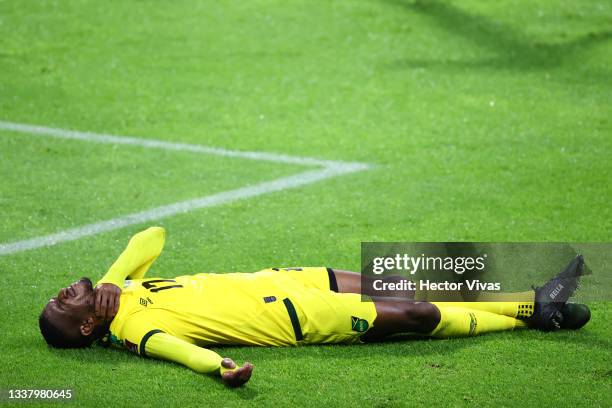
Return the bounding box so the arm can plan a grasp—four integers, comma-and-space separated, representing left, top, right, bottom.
144, 332, 225, 375
97, 227, 166, 287
119, 316, 224, 375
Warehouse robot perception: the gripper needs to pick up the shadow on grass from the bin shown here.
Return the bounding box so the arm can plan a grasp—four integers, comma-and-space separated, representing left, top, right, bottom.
203, 326, 611, 368
26, 326, 606, 399
211, 332, 501, 364
32, 327, 606, 370
383, 0, 612, 73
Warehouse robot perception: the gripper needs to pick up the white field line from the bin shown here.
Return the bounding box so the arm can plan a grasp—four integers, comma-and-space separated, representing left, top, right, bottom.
0, 121, 371, 256
0, 121, 368, 169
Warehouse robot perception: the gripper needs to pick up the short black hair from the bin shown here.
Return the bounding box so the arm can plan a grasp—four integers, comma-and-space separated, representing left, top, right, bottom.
38, 311, 95, 349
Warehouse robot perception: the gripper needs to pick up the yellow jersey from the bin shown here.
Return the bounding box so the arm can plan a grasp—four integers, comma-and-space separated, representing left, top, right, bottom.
96, 227, 376, 375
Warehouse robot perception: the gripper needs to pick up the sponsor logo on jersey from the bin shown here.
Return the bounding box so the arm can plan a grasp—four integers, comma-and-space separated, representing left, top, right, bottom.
263, 296, 277, 303
139, 297, 154, 307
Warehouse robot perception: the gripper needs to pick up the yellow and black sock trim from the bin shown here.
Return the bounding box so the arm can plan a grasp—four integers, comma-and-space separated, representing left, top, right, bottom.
516, 303, 535, 318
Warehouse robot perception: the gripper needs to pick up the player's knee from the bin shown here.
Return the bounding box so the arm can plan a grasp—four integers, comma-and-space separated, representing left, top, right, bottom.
401, 302, 440, 333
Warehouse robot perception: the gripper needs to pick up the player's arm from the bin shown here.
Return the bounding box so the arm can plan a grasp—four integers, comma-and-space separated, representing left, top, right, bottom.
95, 227, 166, 320
143, 332, 253, 387
98, 226, 166, 286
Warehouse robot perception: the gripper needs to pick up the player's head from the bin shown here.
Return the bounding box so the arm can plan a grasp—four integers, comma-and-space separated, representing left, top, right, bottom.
39, 277, 104, 348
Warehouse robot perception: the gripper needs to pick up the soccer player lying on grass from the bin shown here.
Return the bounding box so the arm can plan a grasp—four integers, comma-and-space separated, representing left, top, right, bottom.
39, 227, 590, 388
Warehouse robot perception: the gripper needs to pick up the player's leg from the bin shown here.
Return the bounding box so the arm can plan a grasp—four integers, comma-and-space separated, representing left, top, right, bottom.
362, 301, 440, 340
423, 254, 587, 332
337, 276, 547, 324
362, 301, 526, 341
335, 254, 585, 332
432, 301, 535, 319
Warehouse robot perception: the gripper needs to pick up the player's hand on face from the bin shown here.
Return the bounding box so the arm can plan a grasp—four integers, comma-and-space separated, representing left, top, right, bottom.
221, 358, 253, 388
94, 283, 121, 322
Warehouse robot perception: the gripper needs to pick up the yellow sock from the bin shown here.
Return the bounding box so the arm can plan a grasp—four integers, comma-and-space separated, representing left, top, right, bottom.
432, 301, 535, 319
416, 288, 535, 310
475, 290, 535, 303
430, 306, 527, 338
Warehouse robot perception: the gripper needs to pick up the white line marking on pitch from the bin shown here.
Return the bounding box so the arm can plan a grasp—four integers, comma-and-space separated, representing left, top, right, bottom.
0, 121, 367, 169
0, 121, 371, 256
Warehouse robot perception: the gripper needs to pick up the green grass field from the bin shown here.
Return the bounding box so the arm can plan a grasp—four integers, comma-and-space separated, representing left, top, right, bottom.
1, 0, 611, 406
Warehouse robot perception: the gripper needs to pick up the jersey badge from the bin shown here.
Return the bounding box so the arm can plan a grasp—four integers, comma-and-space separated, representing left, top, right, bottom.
351, 316, 369, 332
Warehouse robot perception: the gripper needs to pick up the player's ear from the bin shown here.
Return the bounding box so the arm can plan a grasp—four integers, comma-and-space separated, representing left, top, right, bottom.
79, 316, 96, 336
